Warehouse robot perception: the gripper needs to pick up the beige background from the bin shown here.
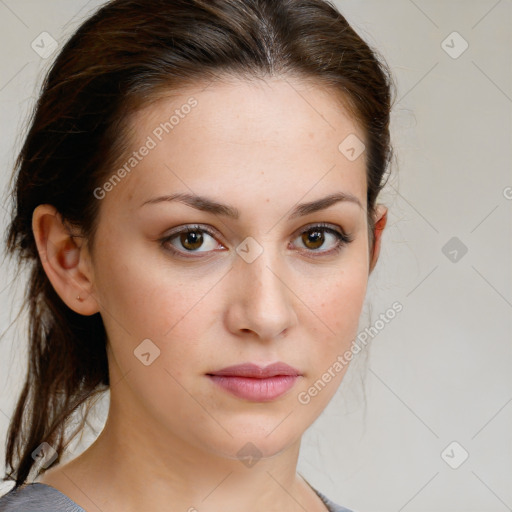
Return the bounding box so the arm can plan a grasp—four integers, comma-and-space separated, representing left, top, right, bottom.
0, 1, 510, 511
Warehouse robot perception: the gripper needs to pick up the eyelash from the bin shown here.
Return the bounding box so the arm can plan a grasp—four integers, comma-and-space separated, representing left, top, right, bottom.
159, 223, 354, 259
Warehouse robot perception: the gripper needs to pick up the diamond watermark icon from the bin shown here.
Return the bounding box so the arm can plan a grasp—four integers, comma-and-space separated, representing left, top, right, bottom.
31, 32, 58, 59
236, 236, 263, 263
441, 31, 469, 59
134, 338, 161, 366
32, 442, 58, 469
441, 441, 469, 469
442, 236, 468, 263
338, 133, 365, 161
237, 442, 263, 468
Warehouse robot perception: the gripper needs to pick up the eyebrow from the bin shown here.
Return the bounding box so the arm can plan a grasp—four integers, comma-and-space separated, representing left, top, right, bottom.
140, 191, 363, 219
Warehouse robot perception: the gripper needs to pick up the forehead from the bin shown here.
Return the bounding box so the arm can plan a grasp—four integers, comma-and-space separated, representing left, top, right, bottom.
102, 76, 367, 213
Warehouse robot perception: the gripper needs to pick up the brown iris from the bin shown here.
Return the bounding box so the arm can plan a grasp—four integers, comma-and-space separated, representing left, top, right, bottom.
301, 228, 324, 250
180, 230, 204, 250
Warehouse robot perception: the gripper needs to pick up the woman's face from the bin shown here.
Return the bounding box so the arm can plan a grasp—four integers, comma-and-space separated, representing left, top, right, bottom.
85, 76, 381, 461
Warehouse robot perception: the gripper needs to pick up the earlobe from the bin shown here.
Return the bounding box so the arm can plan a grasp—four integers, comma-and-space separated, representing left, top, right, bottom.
32, 204, 99, 315
369, 204, 387, 274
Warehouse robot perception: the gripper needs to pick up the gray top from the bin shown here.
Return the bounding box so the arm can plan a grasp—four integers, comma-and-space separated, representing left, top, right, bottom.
0, 482, 355, 512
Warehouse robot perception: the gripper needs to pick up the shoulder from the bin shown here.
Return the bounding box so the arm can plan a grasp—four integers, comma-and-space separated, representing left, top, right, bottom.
0, 481, 356, 512
0, 482, 85, 512
313, 486, 358, 512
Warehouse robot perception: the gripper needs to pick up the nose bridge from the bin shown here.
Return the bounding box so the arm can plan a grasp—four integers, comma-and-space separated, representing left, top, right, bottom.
230, 243, 297, 339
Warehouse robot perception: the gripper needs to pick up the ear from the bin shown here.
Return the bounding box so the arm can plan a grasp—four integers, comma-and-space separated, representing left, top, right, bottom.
32, 204, 99, 316
369, 204, 387, 274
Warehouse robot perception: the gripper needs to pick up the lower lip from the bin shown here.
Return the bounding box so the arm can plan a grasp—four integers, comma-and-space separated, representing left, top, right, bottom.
208, 375, 299, 402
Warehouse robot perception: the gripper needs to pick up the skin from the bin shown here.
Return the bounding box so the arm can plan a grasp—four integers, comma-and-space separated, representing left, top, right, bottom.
32, 76, 387, 512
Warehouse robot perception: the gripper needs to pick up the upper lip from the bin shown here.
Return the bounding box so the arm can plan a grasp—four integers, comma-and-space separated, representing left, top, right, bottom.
207, 362, 301, 378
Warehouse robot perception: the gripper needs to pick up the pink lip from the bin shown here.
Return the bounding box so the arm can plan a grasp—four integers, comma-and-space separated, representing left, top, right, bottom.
207, 362, 301, 402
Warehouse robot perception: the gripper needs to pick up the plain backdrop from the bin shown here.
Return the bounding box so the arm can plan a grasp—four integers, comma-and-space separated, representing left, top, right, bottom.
0, 1, 510, 511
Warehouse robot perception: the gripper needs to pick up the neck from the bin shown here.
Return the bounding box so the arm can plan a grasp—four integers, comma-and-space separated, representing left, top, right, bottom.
44, 393, 323, 512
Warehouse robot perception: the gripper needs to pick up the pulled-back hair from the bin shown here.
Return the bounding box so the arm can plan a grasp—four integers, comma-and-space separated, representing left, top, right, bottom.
3, 0, 395, 487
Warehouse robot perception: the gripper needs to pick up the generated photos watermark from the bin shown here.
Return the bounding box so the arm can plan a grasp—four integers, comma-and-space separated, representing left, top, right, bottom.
297, 301, 403, 404
93, 97, 198, 200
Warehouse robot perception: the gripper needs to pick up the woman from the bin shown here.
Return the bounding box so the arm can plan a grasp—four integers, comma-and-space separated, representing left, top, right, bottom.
0, 0, 394, 510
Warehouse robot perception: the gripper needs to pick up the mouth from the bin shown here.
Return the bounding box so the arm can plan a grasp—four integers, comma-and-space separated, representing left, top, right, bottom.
206, 362, 301, 402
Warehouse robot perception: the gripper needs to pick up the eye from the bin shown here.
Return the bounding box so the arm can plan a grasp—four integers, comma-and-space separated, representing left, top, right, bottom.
159, 222, 353, 260
291, 223, 353, 256
160, 225, 224, 257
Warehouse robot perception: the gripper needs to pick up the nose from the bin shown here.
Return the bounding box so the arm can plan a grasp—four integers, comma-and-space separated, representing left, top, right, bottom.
224, 248, 298, 341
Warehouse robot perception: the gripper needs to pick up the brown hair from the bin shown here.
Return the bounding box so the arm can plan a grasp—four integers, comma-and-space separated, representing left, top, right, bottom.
3, 0, 395, 487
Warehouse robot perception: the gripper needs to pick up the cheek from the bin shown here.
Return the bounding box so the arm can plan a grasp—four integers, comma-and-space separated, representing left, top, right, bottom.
93, 240, 219, 375
300, 252, 369, 341
328, 270, 368, 336
92, 233, 189, 332
292, 255, 369, 410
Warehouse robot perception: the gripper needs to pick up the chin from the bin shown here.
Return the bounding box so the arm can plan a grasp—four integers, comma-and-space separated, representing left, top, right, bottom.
192, 418, 304, 462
